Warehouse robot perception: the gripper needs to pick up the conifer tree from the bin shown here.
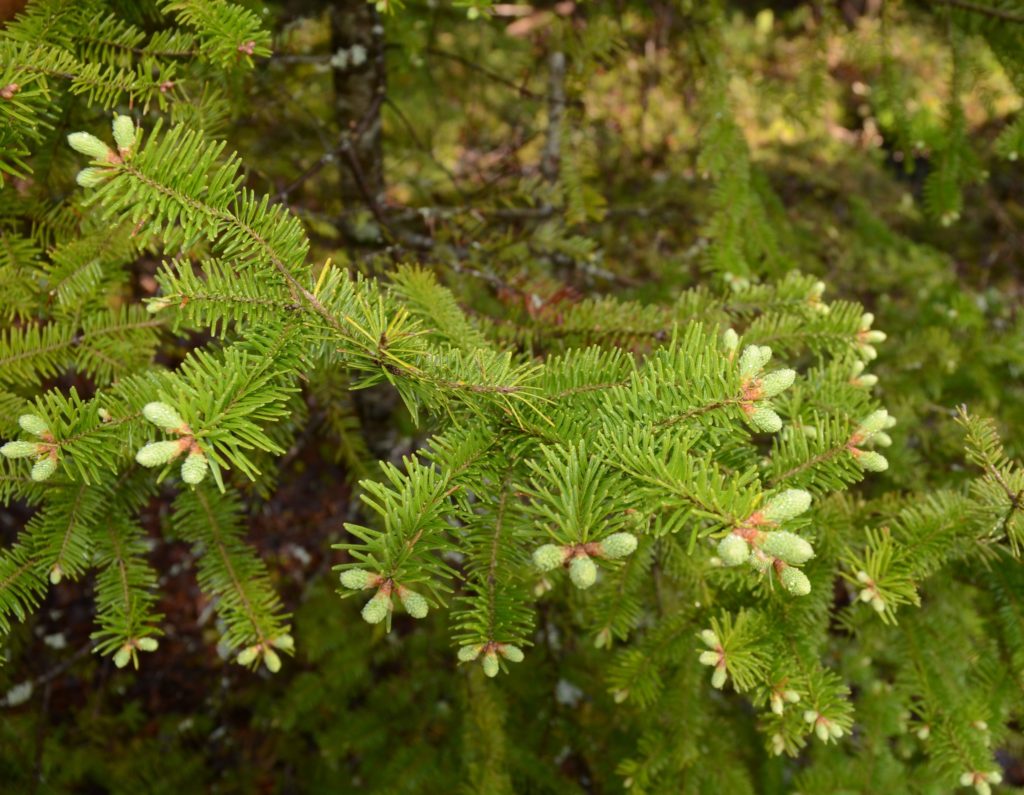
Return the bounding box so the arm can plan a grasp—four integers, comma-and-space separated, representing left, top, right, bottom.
2, 1, 1024, 792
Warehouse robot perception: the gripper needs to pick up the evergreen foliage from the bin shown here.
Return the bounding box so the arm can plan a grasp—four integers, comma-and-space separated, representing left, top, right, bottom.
2, 0, 1024, 792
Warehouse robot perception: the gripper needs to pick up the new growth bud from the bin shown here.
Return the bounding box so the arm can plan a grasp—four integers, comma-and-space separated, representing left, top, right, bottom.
31, 457, 57, 482
1, 441, 39, 458
717, 534, 749, 566
18, 415, 49, 436
399, 588, 429, 618
569, 555, 597, 589
853, 450, 889, 472
180, 451, 208, 484
599, 532, 638, 559
340, 569, 375, 590
482, 650, 500, 678
67, 132, 112, 160
739, 345, 773, 379
143, 402, 186, 431
760, 369, 796, 398
458, 645, 483, 662
750, 407, 782, 433
498, 644, 524, 663
135, 440, 183, 467
760, 532, 815, 565
533, 544, 568, 571
762, 489, 812, 523
76, 168, 110, 188
780, 566, 811, 596
112, 114, 135, 154
361, 590, 391, 624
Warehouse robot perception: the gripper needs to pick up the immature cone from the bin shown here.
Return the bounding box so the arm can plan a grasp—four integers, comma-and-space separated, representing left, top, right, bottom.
699, 629, 719, 648
780, 566, 811, 596
135, 440, 183, 467
722, 328, 739, 353
569, 555, 597, 589
717, 534, 749, 567
339, 569, 374, 590
739, 345, 771, 378
750, 407, 782, 433
399, 589, 429, 619
600, 532, 638, 559
762, 489, 812, 523
533, 544, 567, 571
711, 666, 728, 689
760, 369, 796, 398
481, 650, 500, 678
112, 114, 135, 153
237, 646, 260, 666
760, 532, 815, 566
181, 451, 208, 484
67, 131, 112, 160
361, 590, 391, 624
1, 441, 39, 458
137, 637, 159, 652
31, 457, 57, 482
457, 645, 483, 662
270, 634, 294, 652
498, 645, 524, 663
143, 401, 186, 431
18, 415, 49, 436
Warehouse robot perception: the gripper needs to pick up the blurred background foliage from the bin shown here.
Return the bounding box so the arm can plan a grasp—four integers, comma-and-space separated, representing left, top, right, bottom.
2, 0, 1024, 792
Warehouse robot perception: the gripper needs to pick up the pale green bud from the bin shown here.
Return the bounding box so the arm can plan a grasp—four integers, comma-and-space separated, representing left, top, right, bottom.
780, 566, 811, 596
181, 452, 208, 484
784, 689, 801, 703
803, 709, 819, 724
699, 629, 719, 648
698, 651, 720, 666
762, 489, 812, 522
860, 312, 875, 330
883, 414, 897, 429
263, 647, 282, 673
135, 440, 182, 467
815, 721, 830, 742
987, 771, 1002, 785
722, 328, 739, 352
870, 596, 886, 613
49, 565, 62, 585
31, 457, 57, 481
711, 666, 727, 689
113, 646, 133, 669
67, 131, 112, 160
771, 692, 784, 715
976, 781, 991, 795
143, 401, 185, 431
751, 407, 782, 433
855, 450, 889, 472
340, 569, 374, 589
499, 645, 524, 663
270, 634, 294, 652
399, 589, 429, 619
760, 369, 796, 398
858, 409, 890, 435
112, 114, 135, 152
770, 733, 786, 756
458, 644, 483, 662
873, 431, 892, 448
863, 330, 886, 344
1, 441, 39, 458
749, 549, 772, 573
916, 725, 930, 740
859, 343, 878, 361
739, 345, 764, 378
361, 591, 391, 624
533, 544, 567, 571
76, 167, 109, 188
237, 646, 260, 666
960, 773, 975, 787
137, 637, 159, 652
600, 532, 637, 559
18, 415, 49, 436
717, 534, 749, 566
828, 722, 844, 739
760, 531, 815, 565
857, 373, 879, 388
569, 555, 597, 589
482, 651, 500, 678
